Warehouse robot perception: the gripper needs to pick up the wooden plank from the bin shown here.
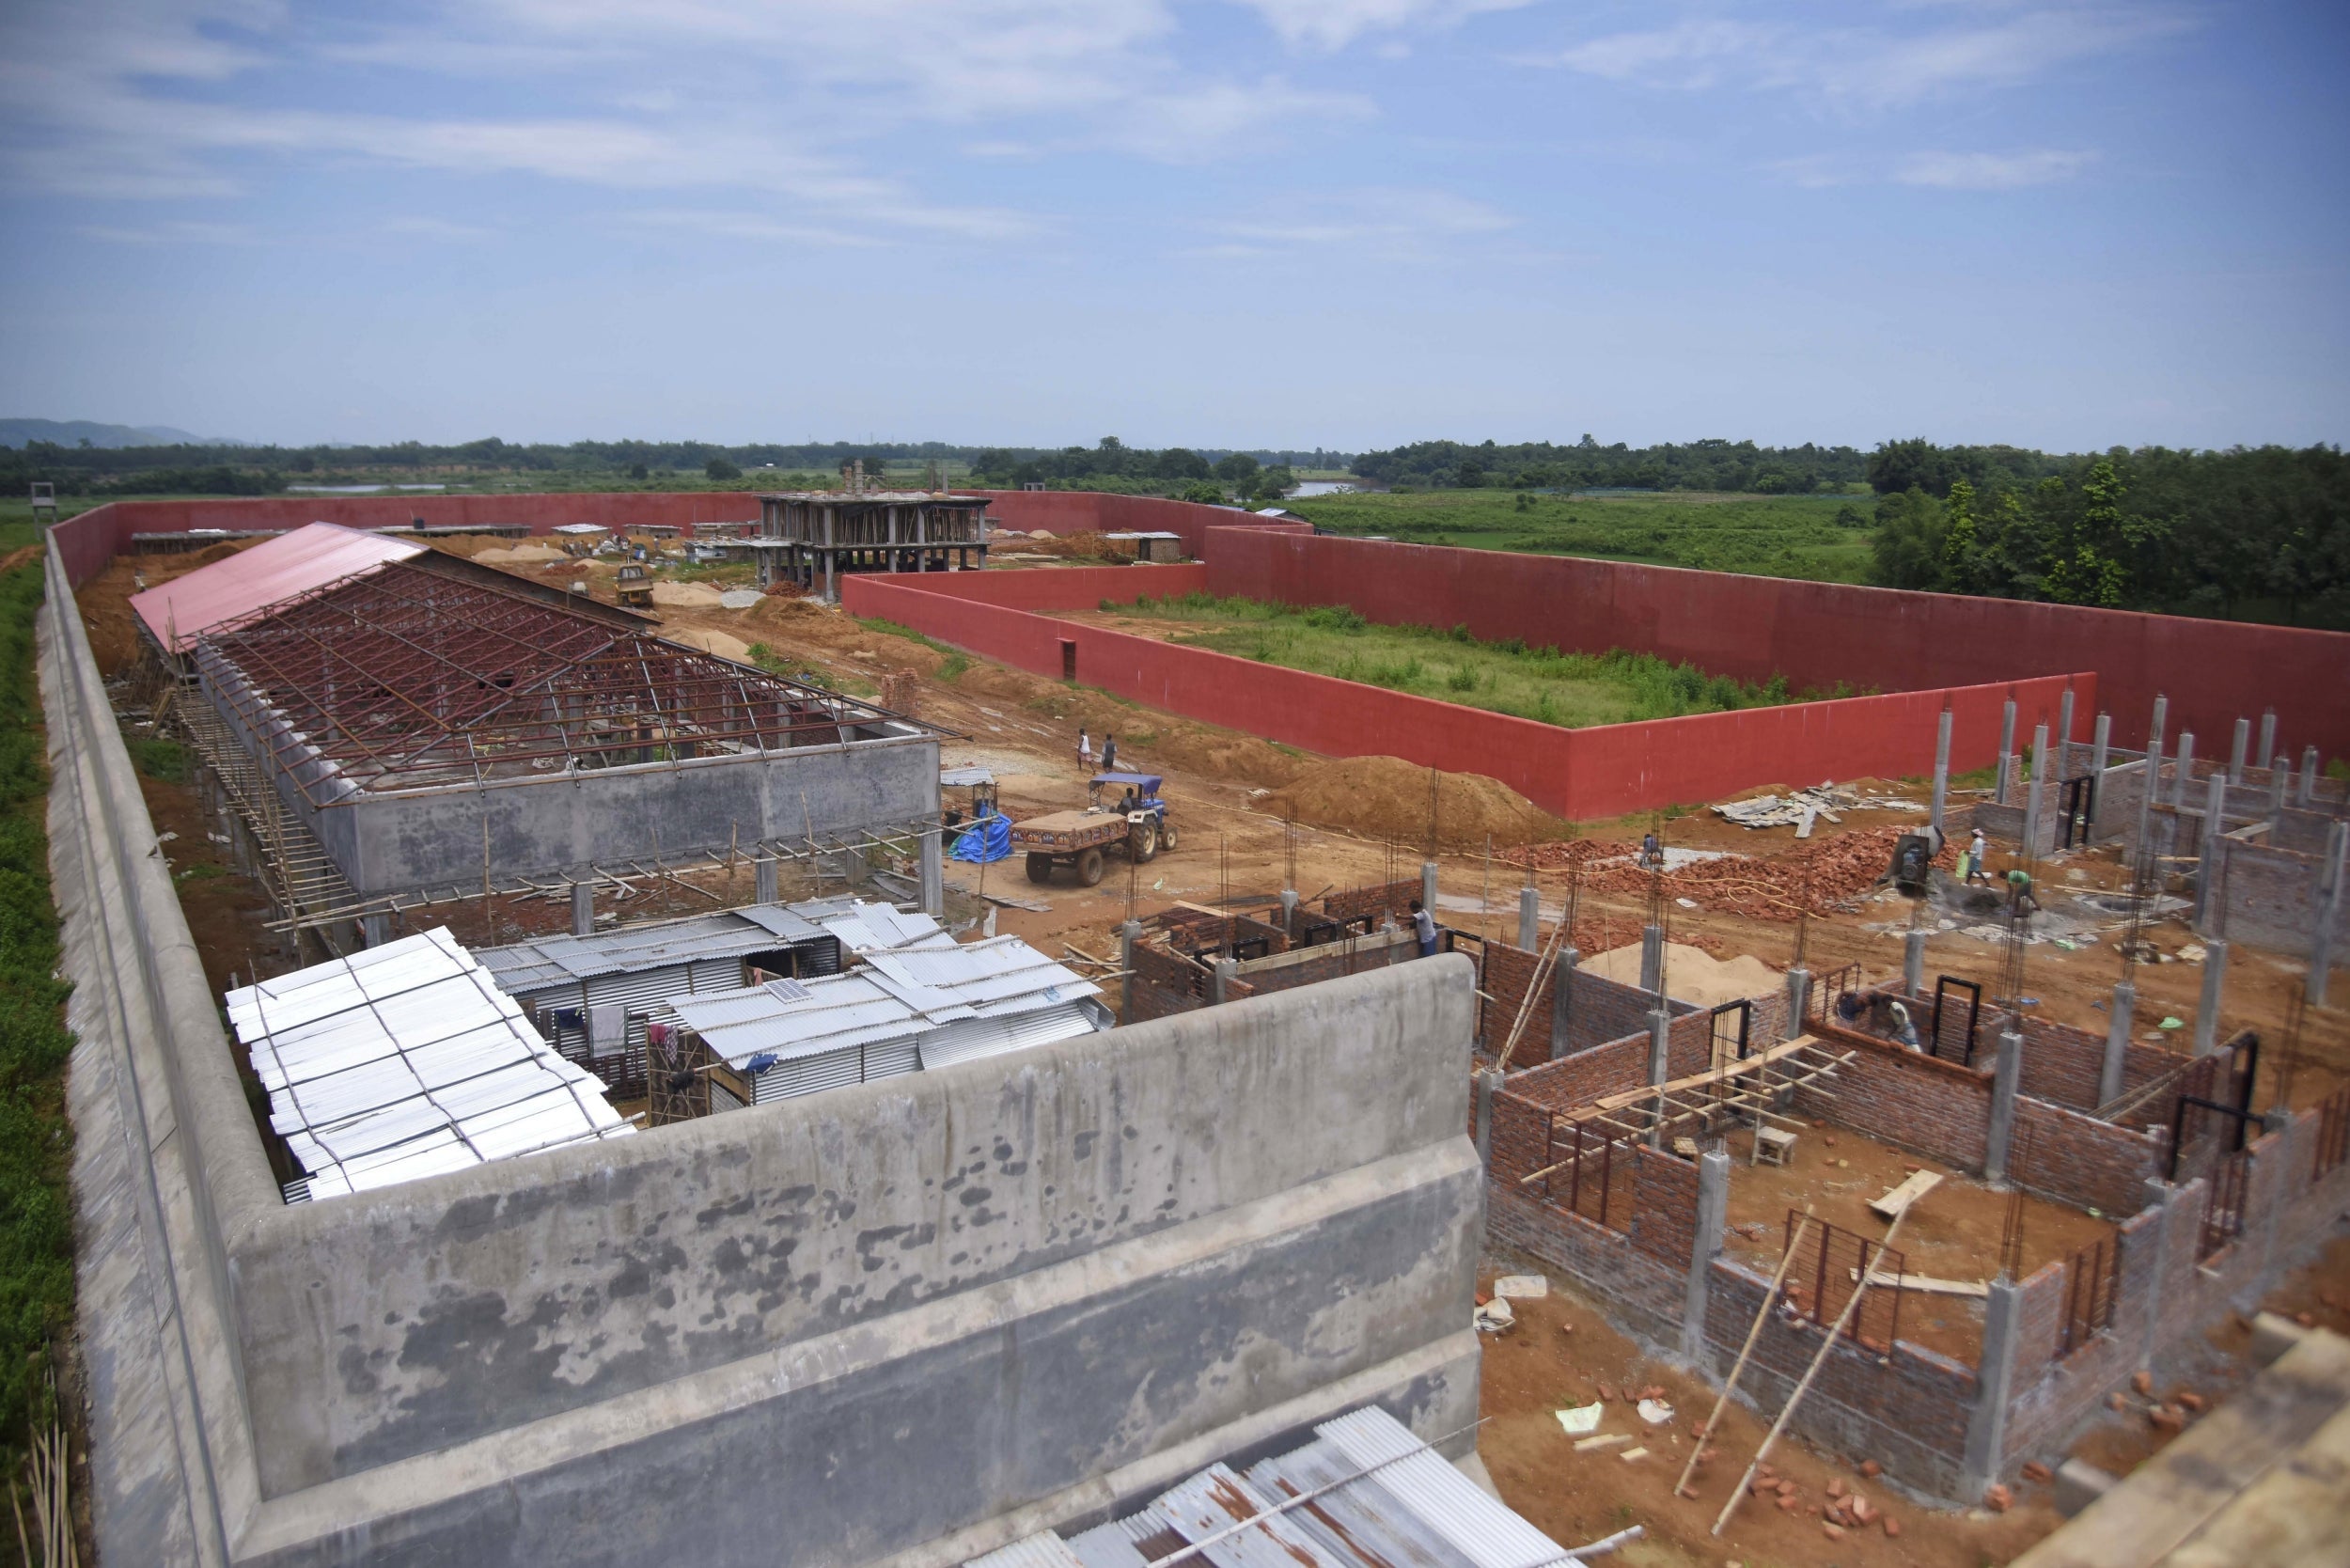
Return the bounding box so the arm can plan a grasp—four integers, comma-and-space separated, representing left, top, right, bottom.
1871, 1168, 1945, 1220
1849, 1268, 1987, 1297
1570, 1035, 1825, 1117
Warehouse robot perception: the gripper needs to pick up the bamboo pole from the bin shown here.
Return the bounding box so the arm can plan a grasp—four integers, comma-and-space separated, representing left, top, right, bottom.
1675, 1208, 1814, 1500
1714, 1203, 1916, 1535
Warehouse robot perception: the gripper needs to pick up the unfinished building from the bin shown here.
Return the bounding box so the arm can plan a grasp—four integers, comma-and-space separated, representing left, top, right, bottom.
750, 481, 994, 599
175, 552, 943, 944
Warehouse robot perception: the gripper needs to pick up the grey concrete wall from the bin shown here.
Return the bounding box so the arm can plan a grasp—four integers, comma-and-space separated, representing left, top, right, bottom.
196, 651, 939, 896
2216, 835, 2349, 959
51, 530, 1482, 1567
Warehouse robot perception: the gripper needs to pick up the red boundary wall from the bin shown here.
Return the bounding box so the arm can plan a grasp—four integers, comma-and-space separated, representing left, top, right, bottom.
841, 566, 2091, 822
1206, 527, 2350, 760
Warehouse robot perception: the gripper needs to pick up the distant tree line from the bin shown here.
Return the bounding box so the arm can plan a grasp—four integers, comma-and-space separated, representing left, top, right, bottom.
1349, 437, 1872, 494
1866, 440, 2350, 628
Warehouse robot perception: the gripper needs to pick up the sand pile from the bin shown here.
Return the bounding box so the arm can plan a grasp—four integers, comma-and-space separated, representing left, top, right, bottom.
471, 542, 569, 565
1578, 942, 1782, 1007
1264, 756, 1564, 850
663, 627, 754, 662
651, 580, 726, 606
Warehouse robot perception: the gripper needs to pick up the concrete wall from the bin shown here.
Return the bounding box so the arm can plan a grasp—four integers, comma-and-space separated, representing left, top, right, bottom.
46, 527, 1487, 1568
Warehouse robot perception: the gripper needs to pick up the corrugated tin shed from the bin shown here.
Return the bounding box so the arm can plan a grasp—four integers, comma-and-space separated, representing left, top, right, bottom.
227, 927, 632, 1201
130, 521, 424, 653
973, 1407, 1572, 1568
472, 899, 933, 998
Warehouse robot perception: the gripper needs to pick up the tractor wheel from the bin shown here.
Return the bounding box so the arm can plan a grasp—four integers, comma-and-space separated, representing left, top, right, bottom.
1025, 854, 1055, 885
1159, 820, 1178, 851
1077, 848, 1106, 886
1130, 819, 1160, 862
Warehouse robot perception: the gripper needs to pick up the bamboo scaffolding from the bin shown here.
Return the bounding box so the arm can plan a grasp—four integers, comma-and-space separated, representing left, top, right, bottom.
1676, 1208, 1816, 1499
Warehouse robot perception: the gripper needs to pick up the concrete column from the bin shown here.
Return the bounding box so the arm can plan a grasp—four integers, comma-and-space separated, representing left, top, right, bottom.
1962, 1278, 2027, 1502
1420, 861, 1438, 920
1547, 949, 1579, 1059
2195, 774, 2227, 932
1474, 1068, 1502, 1169
1904, 928, 1928, 997
1996, 699, 2018, 806
755, 854, 779, 905
2136, 696, 2168, 858
2090, 713, 2112, 832
2311, 823, 2347, 1009
1645, 1008, 1672, 1149
1984, 1027, 2023, 1184
1785, 965, 1810, 1041
1212, 957, 1238, 1006
2172, 731, 2196, 808
1682, 1148, 1732, 1362
2192, 940, 2230, 1056
2268, 759, 2290, 830
1516, 885, 1540, 951
1279, 887, 1299, 936
361, 912, 392, 948
2257, 709, 2277, 769
918, 829, 944, 917
2023, 723, 2049, 856
571, 879, 595, 935
1930, 706, 1954, 838
2058, 687, 2076, 776
1119, 918, 1142, 1023
2300, 745, 2320, 807
2228, 717, 2249, 785
2100, 981, 2137, 1106
1639, 923, 1664, 996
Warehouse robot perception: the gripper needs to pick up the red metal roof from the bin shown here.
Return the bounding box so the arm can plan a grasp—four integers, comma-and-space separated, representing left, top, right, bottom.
131, 523, 425, 653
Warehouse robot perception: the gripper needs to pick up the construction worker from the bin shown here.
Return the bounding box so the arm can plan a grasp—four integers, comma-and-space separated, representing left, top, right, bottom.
1966, 827, 1991, 886
1410, 898, 1439, 957
1102, 732, 1118, 771
1078, 729, 1092, 771
2006, 867, 2041, 918
1889, 1000, 1923, 1052
1638, 830, 1664, 870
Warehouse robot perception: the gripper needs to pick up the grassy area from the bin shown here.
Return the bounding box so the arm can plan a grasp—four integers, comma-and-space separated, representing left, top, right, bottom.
1279, 490, 1877, 581
0, 547, 76, 1486
1108, 591, 1836, 727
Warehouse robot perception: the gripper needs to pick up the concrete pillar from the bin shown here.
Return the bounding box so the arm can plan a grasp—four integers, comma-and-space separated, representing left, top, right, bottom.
1279, 887, 1299, 936
1212, 957, 1238, 1006
2192, 940, 2229, 1056
1119, 917, 1142, 1022
1645, 1008, 1672, 1149
2300, 745, 2320, 807
2195, 774, 2228, 933
2257, 709, 2277, 769
571, 879, 595, 935
1682, 1148, 1732, 1362
1639, 923, 1664, 996
1474, 1068, 1502, 1169
1547, 949, 1579, 1059
1516, 884, 1540, 951
918, 829, 944, 917
2269, 758, 2290, 829
2136, 696, 2168, 858
2172, 731, 2196, 808
1996, 699, 2017, 806
1784, 965, 1810, 1041
1904, 929, 1928, 997
2228, 717, 2249, 785
2023, 723, 2049, 856
1984, 1027, 2023, 1184
1420, 860, 1438, 920
361, 912, 392, 948
2058, 687, 2076, 776
1962, 1278, 2027, 1502
1930, 706, 1954, 838
755, 854, 779, 905
2311, 823, 2347, 1009
2100, 981, 2137, 1106
2090, 713, 2112, 832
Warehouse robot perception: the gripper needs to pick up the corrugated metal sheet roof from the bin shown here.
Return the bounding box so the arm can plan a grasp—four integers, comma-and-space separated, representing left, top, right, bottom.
130, 522, 424, 653
669, 936, 1100, 1070
227, 927, 631, 1201
473, 899, 906, 995
1152, 1465, 1346, 1568
1315, 1410, 1561, 1568
966, 1534, 1090, 1568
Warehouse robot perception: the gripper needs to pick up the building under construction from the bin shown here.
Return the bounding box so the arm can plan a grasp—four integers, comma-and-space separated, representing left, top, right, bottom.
751, 473, 993, 599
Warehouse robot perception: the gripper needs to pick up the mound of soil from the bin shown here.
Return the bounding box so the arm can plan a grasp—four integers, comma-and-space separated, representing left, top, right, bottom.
1265, 756, 1564, 850
650, 580, 725, 606
662, 627, 754, 662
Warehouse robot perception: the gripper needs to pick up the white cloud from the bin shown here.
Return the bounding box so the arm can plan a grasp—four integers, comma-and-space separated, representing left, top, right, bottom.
1553, 7, 2193, 111
1897, 148, 2098, 188
1240, 0, 1536, 51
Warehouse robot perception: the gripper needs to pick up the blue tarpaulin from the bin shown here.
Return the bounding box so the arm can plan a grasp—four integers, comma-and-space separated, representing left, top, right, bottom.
950, 813, 1011, 864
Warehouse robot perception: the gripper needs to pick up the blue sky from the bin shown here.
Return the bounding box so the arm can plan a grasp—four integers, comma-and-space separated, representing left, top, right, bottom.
1, 1, 2344, 452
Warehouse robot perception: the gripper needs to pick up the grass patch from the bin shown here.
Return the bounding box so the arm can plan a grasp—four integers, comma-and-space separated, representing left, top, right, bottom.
936, 652, 969, 682
0, 559, 77, 1475
1114, 592, 1836, 727
854, 616, 957, 657
1279, 490, 1877, 583
132, 736, 189, 783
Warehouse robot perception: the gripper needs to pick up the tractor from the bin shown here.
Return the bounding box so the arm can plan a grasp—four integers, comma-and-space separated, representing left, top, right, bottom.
1009, 772, 1178, 886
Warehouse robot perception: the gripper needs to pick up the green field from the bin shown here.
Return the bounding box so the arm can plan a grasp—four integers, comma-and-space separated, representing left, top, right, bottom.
1098, 592, 1832, 727
1280, 489, 1878, 580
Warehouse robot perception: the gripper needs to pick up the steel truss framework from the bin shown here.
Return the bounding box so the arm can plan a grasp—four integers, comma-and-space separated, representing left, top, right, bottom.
199, 560, 924, 806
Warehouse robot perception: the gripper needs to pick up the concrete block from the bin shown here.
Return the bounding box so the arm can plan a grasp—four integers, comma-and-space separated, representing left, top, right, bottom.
2053, 1459, 2116, 1518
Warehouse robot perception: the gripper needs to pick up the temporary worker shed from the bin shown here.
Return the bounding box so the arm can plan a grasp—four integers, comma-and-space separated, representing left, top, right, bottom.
227, 927, 633, 1202
665, 935, 1110, 1105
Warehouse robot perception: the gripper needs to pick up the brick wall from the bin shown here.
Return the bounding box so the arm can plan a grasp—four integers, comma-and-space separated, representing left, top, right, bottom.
1496, 1036, 1650, 1111
1323, 879, 1420, 927
1238, 929, 1415, 996
1565, 966, 1668, 1054
1703, 1259, 1980, 1498
1630, 1148, 1700, 1269
2218, 835, 2348, 960
1480, 939, 1560, 1058
1486, 1185, 1689, 1348
1795, 1024, 1994, 1172
2010, 1097, 2162, 1217
1663, 1005, 1723, 1080
1127, 943, 1208, 1022
2015, 1015, 2119, 1112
